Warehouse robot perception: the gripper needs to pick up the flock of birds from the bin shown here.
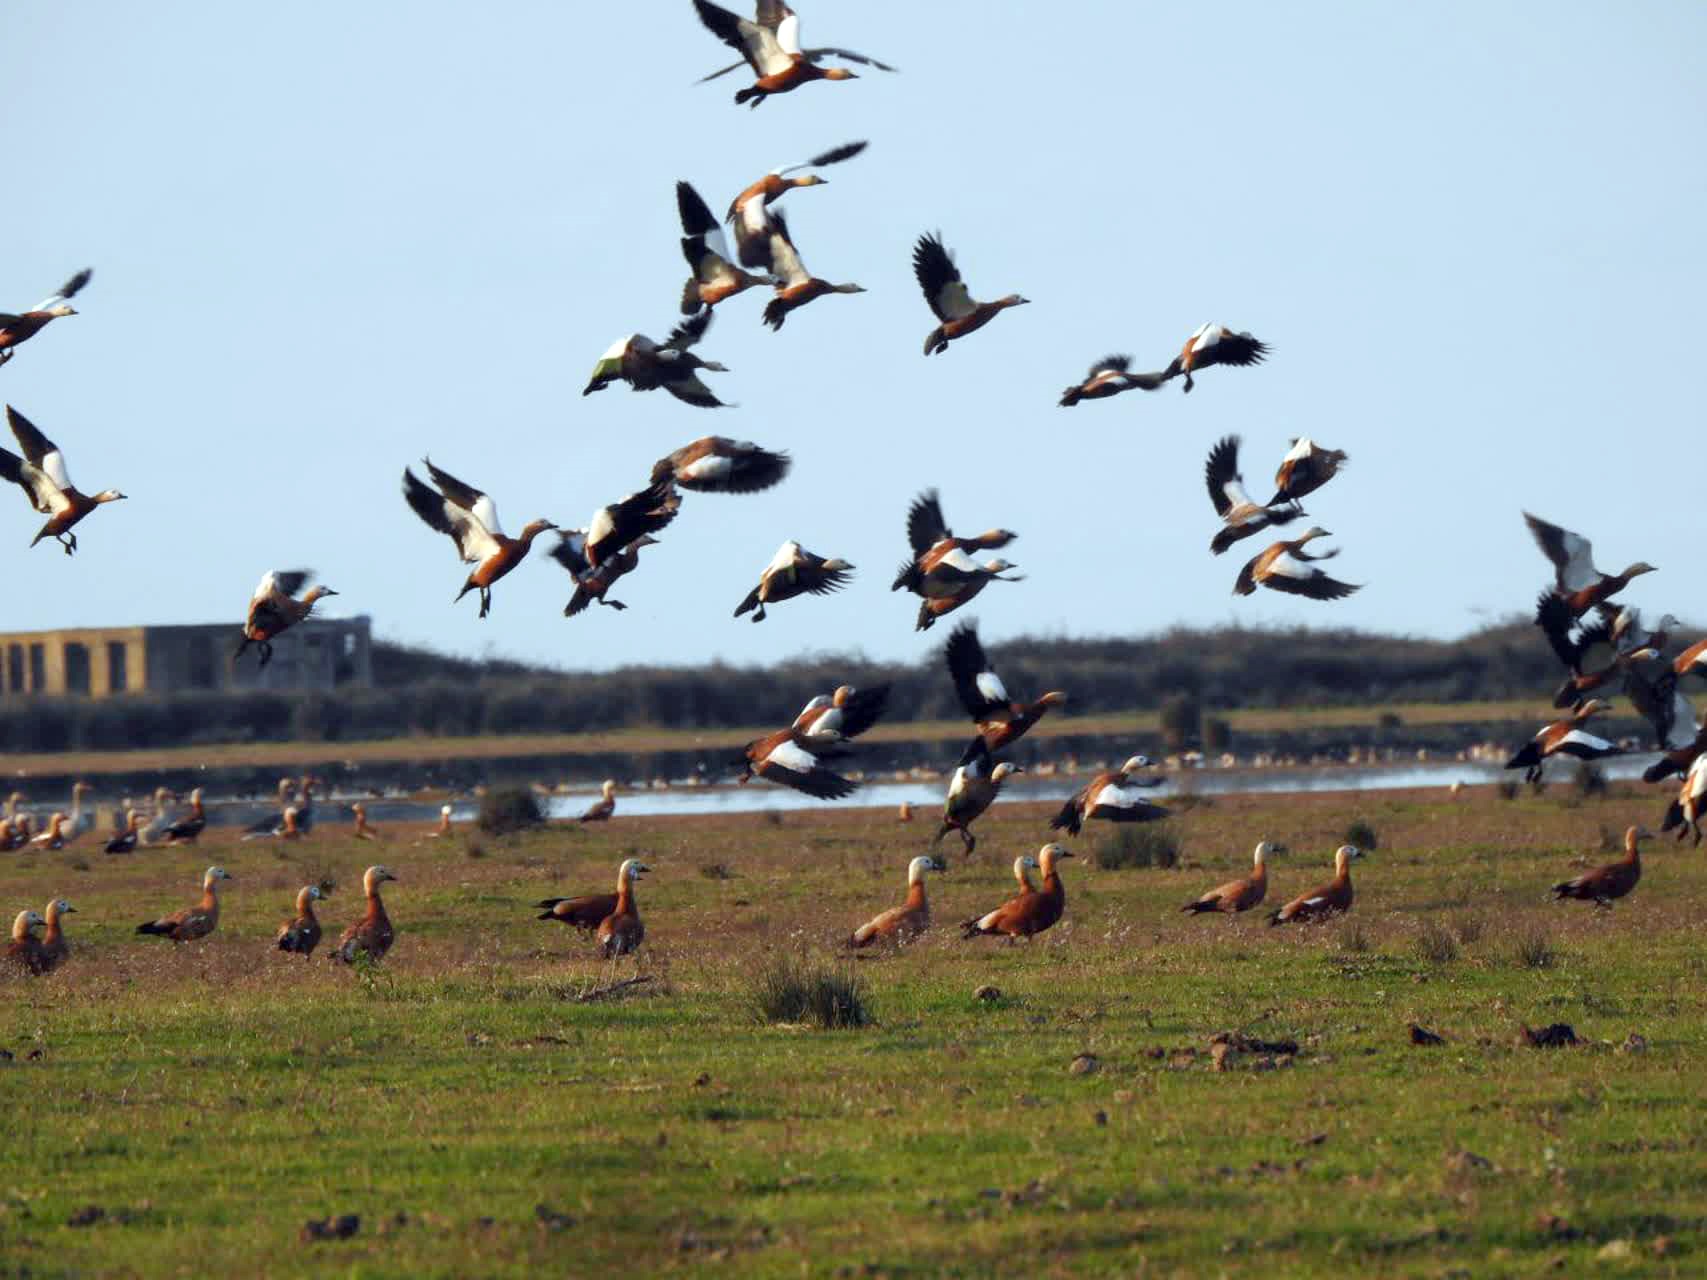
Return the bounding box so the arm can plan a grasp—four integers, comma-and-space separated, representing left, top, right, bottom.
5, 2, 1704, 967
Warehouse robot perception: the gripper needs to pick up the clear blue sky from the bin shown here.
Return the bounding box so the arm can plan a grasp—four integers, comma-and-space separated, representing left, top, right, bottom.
3, 3, 1701, 672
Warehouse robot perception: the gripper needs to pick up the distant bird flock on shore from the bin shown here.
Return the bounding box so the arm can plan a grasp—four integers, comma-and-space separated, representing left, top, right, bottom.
5, 1, 1705, 975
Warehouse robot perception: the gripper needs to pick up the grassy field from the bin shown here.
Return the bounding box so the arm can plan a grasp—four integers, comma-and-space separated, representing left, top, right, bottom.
4, 782, 1705, 1276
0, 698, 1544, 779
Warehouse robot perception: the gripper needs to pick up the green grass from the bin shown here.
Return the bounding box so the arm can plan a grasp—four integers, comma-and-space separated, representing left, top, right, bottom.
4, 785, 1705, 1275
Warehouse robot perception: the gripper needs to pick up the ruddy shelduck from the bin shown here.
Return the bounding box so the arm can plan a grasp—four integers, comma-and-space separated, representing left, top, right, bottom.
352, 802, 379, 841
945, 620, 1066, 752
1051, 756, 1168, 836
1661, 756, 1707, 847
595, 859, 648, 959
736, 722, 858, 799
651, 436, 790, 495
1183, 842, 1286, 915
1269, 845, 1362, 926
677, 179, 779, 313
162, 788, 207, 844
961, 844, 1072, 939
0, 269, 90, 366
1269, 438, 1347, 508
734, 539, 853, 622
236, 570, 338, 667
1553, 826, 1649, 904
1159, 323, 1269, 393
580, 780, 618, 823
725, 140, 868, 269
331, 865, 397, 964
849, 855, 945, 949
276, 885, 325, 955
792, 684, 890, 743
403, 459, 556, 619
136, 866, 232, 942
104, 809, 141, 855
1524, 512, 1656, 617
583, 309, 731, 408
754, 211, 866, 331
1205, 435, 1307, 556
936, 738, 1021, 855
38, 899, 75, 972
0, 405, 126, 555
913, 233, 1029, 356
1505, 698, 1621, 783
1233, 527, 1360, 601
692, 1, 892, 107
1058, 355, 1167, 407
7, 910, 47, 974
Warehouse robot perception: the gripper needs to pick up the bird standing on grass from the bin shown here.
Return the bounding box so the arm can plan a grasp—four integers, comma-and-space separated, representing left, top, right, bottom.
137, 867, 232, 943
961, 843, 1072, 939
849, 855, 945, 948
1552, 827, 1648, 905
330, 865, 397, 964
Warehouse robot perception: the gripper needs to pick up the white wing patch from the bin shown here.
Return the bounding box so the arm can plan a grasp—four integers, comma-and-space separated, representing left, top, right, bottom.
1265, 552, 1315, 580
776, 11, 802, 54
975, 671, 1008, 704
586, 506, 616, 546
933, 547, 980, 575
1282, 437, 1313, 462
765, 540, 803, 575
766, 738, 819, 773
470, 492, 505, 539
598, 336, 632, 361
1091, 782, 1151, 811
1222, 477, 1255, 512
1555, 529, 1597, 592
683, 455, 733, 483
939, 280, 976, 321
1554, 729, 1615, 753
39, 448, 72, 492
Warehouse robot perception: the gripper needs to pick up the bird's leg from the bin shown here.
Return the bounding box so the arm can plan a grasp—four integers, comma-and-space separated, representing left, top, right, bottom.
479, 588, 491, 619
1183, 372, 1195, 394
960, 828, 975, 855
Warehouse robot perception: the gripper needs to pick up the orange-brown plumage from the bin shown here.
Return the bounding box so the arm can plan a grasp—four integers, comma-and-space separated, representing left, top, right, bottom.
331, 866, 396, 964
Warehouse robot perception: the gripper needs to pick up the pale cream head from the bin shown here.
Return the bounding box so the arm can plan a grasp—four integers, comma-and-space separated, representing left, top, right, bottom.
364, 865, 397, 894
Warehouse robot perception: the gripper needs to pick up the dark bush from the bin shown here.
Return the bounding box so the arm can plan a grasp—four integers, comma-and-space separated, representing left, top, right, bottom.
1158, 694, 1201, 752
477, 787, 543, 836
751, 957, 870, 1028
1093, 824, 1181, 869
1344, 819, 1379, 851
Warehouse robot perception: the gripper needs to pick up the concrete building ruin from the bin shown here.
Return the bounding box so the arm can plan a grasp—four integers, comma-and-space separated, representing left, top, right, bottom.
0, 617, 373, 699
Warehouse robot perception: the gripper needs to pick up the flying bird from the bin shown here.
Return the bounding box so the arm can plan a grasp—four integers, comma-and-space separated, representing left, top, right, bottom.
1523, 512, 1656, 616
944, 620, 1066, 752
651, 436, 790, 495
692, 0, 893, 107
1204, 435, 1307, 555
402, 460, 556, 618
733, 540, 854, 622
1051, 756, 1168, 835
236, 571, 338, 667
726, 140, 868, 267
1057, 355, 1167, 406
936, 737, 1022, 854
1269, 438, 1348, 507
1233, 527, 1360, 601
736, 721, 858, 799
584, 309, 731, 408
1158, 323, 1268, 393
0, 406, 126, 554
754, 212, 866, 331
1504, 698, 1621, 783
549, 531, 657, 617
0, 269, 91, 366
792, 684, 890, 743
893, 490, 1022, 630
676, 180, 778, 313
913, 233, 1030, 356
